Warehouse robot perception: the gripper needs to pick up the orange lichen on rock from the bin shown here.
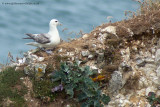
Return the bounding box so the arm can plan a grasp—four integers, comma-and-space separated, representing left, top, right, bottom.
92, 75, 106, 82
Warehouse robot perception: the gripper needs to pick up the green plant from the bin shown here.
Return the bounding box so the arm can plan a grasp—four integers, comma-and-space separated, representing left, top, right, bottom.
147, 92, 160, 107
0, 67, 27, 106
31, 63, 61, 103
32, 78, 58, 103
52, 61, 110, 107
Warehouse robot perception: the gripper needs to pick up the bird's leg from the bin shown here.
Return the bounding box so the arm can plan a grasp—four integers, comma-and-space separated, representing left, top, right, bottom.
45, 50, 52, 54
45, 49, 53, 54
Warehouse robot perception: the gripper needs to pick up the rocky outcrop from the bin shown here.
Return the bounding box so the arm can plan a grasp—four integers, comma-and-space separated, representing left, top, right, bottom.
5, 1, 160, 106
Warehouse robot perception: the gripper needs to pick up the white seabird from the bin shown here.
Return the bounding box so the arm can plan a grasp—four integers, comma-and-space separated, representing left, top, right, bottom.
24, 19, 61, 49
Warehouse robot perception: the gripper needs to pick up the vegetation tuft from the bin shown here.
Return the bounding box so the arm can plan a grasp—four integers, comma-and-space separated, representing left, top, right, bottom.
32, 78, 59, 103
0, 67, 28, 106
137, 0, 160, 14
52, 61, 110, 107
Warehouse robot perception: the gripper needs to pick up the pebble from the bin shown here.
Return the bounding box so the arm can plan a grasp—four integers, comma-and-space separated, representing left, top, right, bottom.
88, 54, 94, 59
81, 50, 90, 57
136, 58, 146, 67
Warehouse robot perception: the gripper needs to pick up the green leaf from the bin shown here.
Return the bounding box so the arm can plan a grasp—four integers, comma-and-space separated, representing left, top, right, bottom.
78, 93, 87, 101
84, 66, 93, 76
73, 77, 80, 83
65, 83, 77, 98
83, 89, 94, 97
81, 102, 89, 107
157, 98, 160, 103
65, 86, 74, 98
101, 94, 111, 104
94, 100, 102, 107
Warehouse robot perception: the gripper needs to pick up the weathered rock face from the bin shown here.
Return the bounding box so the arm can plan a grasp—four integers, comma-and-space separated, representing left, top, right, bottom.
107, 71, 123, 96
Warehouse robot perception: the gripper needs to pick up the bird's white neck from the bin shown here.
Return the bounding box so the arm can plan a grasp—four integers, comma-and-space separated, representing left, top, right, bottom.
48, 25, 59, 36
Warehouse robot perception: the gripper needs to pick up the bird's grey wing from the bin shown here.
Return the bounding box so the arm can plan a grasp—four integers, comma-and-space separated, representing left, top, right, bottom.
25, 33, 50, 44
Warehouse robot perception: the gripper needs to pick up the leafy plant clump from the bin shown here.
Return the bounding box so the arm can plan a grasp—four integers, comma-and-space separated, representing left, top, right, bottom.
0, 67, 28, 106
52, 62, 110, 107
147, 92, 160, 107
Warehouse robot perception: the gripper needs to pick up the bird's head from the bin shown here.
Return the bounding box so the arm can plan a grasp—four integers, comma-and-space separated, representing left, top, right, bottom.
49, 19, 61, 27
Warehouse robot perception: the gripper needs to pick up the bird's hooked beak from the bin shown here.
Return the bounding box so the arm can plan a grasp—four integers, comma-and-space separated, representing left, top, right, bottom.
58, 22, 62, 26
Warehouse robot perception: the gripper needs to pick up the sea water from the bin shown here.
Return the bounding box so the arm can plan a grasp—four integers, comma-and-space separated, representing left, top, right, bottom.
0, 0, 138, 63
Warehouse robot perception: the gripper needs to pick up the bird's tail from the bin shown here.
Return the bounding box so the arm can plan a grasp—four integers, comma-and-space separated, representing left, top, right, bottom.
23, 33, 34, 39
26, 42, 40, 47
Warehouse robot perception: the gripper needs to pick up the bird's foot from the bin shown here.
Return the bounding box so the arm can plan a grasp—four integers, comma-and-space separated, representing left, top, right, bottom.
45, 50, 53, 54
45, 47, 56, 54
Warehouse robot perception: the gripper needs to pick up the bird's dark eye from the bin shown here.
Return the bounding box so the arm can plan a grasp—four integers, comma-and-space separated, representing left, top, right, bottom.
55, 21, 58, 22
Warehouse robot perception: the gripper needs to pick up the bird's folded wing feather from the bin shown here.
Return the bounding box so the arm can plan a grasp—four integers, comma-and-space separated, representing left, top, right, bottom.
24, 33, 50, 44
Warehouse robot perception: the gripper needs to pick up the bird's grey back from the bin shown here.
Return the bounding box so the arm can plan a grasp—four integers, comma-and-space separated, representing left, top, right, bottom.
25, 33, 51, 44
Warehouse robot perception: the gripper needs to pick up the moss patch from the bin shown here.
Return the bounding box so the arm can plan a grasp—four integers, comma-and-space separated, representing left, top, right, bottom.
0, 67, 28, 106
32, 78, 57, 103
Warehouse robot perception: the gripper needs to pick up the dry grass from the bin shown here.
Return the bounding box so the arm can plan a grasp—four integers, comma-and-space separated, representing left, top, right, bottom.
95, 0, 160, 38
137, 0, 160, 14
124, 74, 140, 90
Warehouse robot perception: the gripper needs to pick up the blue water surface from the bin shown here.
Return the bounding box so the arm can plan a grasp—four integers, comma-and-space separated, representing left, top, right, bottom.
0, 0, 139, 63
